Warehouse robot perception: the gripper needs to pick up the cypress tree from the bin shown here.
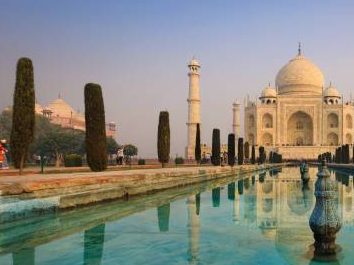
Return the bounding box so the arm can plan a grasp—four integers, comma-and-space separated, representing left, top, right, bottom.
244, 141, 250, 162
211, 129, 221, 166
157, 111, 170, 167
344, 144, 350, 164
237, 137, 244, 165
228, 133, 235, 167
84, 83, 107, 172
251, 145, 256, 164
269, 151, 273, 163
259, 146, 266, 164
10, 58, 35, 174
195, 123, 201, 164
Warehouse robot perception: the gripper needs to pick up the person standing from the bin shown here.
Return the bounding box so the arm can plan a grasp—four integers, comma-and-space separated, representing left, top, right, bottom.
0, 142, 9, 169
116, 147, 124, 165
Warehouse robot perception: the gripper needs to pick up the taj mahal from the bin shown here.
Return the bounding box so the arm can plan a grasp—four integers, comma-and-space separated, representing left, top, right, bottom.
186, 45, 354, 160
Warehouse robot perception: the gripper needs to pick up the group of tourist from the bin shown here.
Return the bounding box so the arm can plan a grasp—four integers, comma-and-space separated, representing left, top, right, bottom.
0, 140, 9, 170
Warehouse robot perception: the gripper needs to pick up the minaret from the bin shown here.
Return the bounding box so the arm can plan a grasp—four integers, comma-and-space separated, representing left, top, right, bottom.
232, 100, 241, 140
186, 58, 201, 159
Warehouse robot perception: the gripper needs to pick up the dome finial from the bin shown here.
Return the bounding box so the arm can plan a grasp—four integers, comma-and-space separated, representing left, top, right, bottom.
298, 42, 302, 56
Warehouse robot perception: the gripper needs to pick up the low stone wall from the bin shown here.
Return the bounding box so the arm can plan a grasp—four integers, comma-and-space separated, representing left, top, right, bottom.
0, 164, 280, 223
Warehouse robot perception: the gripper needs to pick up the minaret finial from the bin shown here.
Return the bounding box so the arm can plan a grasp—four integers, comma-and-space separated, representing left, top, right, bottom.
298, 42, 302, 56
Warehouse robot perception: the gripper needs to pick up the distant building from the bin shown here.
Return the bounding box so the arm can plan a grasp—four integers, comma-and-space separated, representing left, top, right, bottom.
35, 96, 117, 139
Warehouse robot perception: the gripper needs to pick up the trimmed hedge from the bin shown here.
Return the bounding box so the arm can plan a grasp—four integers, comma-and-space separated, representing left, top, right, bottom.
64, 154, 82, 167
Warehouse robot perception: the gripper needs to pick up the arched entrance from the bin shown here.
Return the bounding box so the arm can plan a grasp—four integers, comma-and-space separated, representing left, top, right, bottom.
287, 111, 313, 146
262, 133, 273, 146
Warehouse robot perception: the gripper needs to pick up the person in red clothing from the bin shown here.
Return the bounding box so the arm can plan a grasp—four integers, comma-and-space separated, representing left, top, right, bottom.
0, 142, 8, 169
0, 143, 4, 167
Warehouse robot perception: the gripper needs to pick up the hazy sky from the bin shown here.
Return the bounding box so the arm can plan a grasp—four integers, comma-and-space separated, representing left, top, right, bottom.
1, 0, 354, 157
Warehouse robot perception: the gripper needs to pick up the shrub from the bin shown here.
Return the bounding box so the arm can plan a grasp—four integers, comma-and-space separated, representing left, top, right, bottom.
138, 159, 146, 165
64, 154, 83, 167
175, 157, 184, 165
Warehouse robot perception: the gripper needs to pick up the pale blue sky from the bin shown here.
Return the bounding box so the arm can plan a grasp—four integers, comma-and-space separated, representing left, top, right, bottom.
1, 0, 354, 157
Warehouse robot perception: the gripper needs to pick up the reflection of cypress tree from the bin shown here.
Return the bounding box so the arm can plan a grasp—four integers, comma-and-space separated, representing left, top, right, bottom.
84, 224, 105, 265
13, 248, 35, 265
212, 187, 221, 207
244, 178, 250, 190
335, 172, 342, 183
252, 175, 255, 185
259, 172, 266, 183
196, 193, 201, 215
342, 173, 349, 186
227, 183, 235, 200
302, 185, 311, 208
157, 203, 170, 232
269, 169, 274, 177
238, 180, 244, 195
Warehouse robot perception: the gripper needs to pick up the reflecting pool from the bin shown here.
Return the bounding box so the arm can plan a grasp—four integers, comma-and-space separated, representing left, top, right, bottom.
0, 167, 354, 265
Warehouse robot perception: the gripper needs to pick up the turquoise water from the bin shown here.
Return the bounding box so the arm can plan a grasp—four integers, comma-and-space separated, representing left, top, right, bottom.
0, 167, 353, 265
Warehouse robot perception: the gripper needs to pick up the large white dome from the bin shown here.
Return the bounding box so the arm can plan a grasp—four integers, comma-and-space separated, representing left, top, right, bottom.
275, 53, 324, 95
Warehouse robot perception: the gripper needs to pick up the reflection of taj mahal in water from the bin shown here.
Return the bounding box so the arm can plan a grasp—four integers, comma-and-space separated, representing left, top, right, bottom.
187, 168, 354, 264
231, 168, 354, 235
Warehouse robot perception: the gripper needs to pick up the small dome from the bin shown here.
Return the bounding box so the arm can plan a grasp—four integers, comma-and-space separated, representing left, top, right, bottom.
260, 84, 277, 98
188, 57, 200, 67
324, 83, 341, 98
275, 53, 324, 95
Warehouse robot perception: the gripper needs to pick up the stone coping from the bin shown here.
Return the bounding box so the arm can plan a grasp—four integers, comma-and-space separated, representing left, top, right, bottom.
0, 164, 281, 224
